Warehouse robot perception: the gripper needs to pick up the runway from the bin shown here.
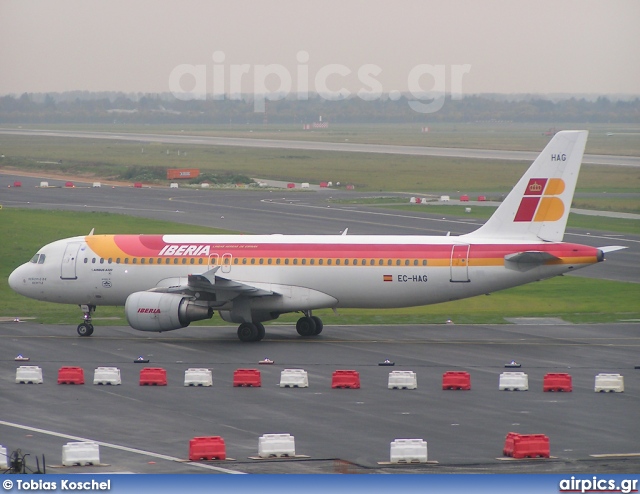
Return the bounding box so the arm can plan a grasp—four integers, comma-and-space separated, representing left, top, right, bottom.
1, 127, 639, 167
1, 173, 638, 284
1, 321, 639, 473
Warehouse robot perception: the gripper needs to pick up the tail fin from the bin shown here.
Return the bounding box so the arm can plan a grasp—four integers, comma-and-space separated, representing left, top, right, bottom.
465, 130, 588, 242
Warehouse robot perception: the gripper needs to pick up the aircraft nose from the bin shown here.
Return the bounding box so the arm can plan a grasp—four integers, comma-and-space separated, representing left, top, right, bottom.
8, 265, 26, 294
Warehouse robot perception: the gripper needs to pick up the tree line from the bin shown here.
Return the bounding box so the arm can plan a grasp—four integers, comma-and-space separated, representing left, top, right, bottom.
1, 92, 638, 124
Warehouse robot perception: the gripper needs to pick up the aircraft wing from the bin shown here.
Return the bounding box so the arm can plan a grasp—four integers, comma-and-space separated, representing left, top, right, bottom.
150, 268, 274, 299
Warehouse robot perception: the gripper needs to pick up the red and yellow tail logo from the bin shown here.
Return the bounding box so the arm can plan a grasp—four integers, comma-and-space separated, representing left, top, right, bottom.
514, 178, 565, 222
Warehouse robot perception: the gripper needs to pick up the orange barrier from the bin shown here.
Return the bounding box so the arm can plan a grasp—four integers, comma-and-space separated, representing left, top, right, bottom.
139, 367, 168, 386
189, 436, 226, 461
233, 369, 261, 387
331, 370, 360, 389
442, 371, 471, 390
503, 433, 550, 459
543, 373, 572, 392
57, 366, 85, 385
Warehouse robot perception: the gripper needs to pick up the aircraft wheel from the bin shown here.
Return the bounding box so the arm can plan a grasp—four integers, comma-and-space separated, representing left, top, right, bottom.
296, 316, 317, 337
237, 322, 259, 342
77, 323, 94, 337
310, 316, 323, 335
255, 322, 266, 342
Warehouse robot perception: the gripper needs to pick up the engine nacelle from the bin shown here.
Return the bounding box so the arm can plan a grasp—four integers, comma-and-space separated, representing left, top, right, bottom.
125, 292, 213, 332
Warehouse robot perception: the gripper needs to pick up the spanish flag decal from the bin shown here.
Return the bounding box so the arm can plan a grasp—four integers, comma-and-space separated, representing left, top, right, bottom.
383, 275, 393, 282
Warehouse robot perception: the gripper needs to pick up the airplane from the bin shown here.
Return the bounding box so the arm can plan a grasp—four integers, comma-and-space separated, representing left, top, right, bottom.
8, 130, 626, 342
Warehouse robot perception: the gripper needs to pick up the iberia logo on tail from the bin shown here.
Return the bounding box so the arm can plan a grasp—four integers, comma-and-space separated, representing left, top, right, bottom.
514, 178, 566, 222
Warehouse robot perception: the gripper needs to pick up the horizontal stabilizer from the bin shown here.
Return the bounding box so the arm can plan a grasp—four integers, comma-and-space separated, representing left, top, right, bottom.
505, 251, 560, 265
598, 245, 627, 253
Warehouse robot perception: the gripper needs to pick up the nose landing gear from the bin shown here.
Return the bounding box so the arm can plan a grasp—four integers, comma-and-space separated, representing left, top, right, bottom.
77, 304, 96, 336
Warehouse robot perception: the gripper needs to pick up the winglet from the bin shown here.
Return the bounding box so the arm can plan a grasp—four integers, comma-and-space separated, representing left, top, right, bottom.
464, 130, 588, 242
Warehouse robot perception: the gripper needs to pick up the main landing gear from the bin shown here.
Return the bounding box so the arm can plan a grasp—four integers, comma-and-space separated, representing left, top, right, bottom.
235, 312, 324, 342
77, 304, 95, 337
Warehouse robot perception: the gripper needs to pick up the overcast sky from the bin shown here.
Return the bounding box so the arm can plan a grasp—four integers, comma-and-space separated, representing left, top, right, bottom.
1, 0, 639, 97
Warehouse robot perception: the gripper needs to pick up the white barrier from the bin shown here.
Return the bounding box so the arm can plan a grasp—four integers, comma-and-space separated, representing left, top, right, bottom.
0, 445, 8, 469
93, 367, 121, 385
439, 195, 450, 202
388, 371, 417, 390
92, 182, 101, 188
62, 441, 100, 466
594, 373, 624, 393
170, 183, 179, 188
39, 181, 49, 188
410, 197, 416, 204
390, 439, 428, 463
301, 182, 310, 189
499, 372, 529, 391
258, 434, 296, 458
16, 365, 43, 384
184, 368, 213, 387
279, 369, 309, 388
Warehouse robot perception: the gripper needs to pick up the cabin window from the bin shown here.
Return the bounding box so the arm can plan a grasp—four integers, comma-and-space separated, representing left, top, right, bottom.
233, 258, 239, 265
353, 259, 358, 265
422, 260, 427, 266
173, 258, 178, 265
198, 258, 203, 265
30, 254, 39, 263
344, 259, 349, 265
242, 258, 247, 265
293, 259, 298, 265
250, 258, 255, 265
132, 258, 137, 264
318, 259, 323, 265
116, 258, 121, 264
91, 258, 96, 264
369, 259, 374, 266
276, 259, 281, 265
378, 259, 384, 266
267, 259, 272, 265
284, 259, 290, 265
310, 259, 314, 265
259, 258, 264, 265
84, 258, 88, 264
396, 260, 401, 266
124, 258, 129, 264
301, 259, 306, 265
149, 258, 153, 264
413, 260, 418, 266
405, 260, 410, 266
140, 258, 145, 264
108, 258, 113, 264
181, 258, 187, 264
387, 259, 392, 266
99, 258, 104, 264
224, 258, 230, 265
190, 258, 195, 265
165, 258, 170, 265
336, 259, 341, 266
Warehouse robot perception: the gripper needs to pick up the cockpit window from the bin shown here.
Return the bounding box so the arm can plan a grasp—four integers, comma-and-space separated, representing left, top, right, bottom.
30, 254, 46, 264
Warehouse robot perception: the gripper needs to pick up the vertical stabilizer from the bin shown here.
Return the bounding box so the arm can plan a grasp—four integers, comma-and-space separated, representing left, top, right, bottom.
464, 130, 588, 242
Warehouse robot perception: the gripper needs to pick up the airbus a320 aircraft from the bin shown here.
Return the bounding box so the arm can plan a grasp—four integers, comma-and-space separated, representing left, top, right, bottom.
9, 131, 624, 342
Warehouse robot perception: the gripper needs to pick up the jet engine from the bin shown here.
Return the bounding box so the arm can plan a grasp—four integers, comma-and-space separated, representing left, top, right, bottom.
125, 292, 213, 332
